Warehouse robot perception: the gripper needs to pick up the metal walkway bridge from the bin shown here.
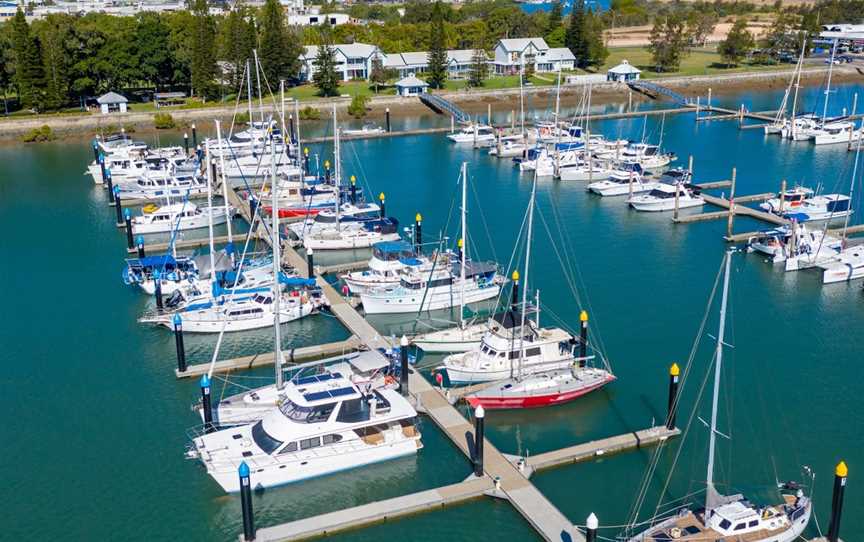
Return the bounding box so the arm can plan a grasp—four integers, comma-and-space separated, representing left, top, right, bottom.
419, 93, 471, 123
628, 80, 692, 106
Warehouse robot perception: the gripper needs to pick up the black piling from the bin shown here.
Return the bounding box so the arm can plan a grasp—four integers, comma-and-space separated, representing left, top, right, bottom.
666, 363, 680, 430
92, 140, 99, 162
303, 148, 309, 174
399, 335, 409, 397
288, 115, 295, 144
183, 132, 189, 156
511, 271, 520, 311
379, 192, 386, 218
239, 462, 256, 541
457, 238, 463, 260
99, 155, 106, 186
579, 310, 588, 367
385, 107, 391, 132
828, 461, 848, 542
350, 176, 357, 204
586, 513, 598, 542
324, 160, 331, 183
124, 209, 134, 250
136, 236, 145, 258
473, 405, 485, 477
154, 270, 163, 310
106, 170, 115, 203
414, 213, 422, 252
173, 314, 187, 373
306, 248, 314, 278
201, 374, 214, 433
191, 124, 197, 149
114, 187, 123, 225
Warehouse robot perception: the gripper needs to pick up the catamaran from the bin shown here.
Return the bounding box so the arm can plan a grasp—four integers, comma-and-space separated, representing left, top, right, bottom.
622, 250, 812, 542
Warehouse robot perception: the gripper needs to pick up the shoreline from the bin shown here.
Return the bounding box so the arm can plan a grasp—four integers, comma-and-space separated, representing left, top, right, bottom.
0, 66, 861, 143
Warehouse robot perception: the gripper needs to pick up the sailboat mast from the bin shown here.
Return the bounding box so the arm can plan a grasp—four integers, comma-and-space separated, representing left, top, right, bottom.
246, 60, 254, 129
519, 60, 525, 139
215, 121, 234, 266
789, 43, 804, 137
459, 162, 468, 328
332, 104, 341, 230
841, 125, 863, 241
271, 127, 284, 389
517, 172, 537, 379
253, 49, 265, 125
205, 140, 216, 287
554, 68, 562, 175
294, 98, 301, 159
822, 40, 838, 124
706, 249, 733, 509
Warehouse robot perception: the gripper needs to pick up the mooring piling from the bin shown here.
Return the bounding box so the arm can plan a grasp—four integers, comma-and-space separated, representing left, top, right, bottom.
200, 374, 214, 433
399, 335, 409, 397
828, 461, 848, 542
666, 363, 680, 430
473, 405, 485, 477
579, 310, 588, 367
124, 209, 134, 250
586, 513, 598, 542
239, 462, 256, 542
136, 236, 145, 258
173, 314, 186, 373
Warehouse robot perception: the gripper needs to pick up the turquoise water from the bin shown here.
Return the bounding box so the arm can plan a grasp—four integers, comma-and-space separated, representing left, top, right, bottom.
2, 82, 863, 541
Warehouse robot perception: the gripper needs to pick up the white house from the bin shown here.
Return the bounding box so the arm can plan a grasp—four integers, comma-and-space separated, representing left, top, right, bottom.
493, 38, 576, 74
383, 49, 486, 79
607, 60, 641, 82
395, 74, 428, 97
301, 43, 384, 82
288, 12, 349, 26
97, 92, 128, 114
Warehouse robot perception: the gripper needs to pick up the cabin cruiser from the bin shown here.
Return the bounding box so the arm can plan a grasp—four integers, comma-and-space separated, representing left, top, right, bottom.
287, 201, 383, 239
821, 243, 864, 283
115, 170, 208, 201
343, 123, 385, 136
205, 121, 287, 158
89, 150, 187, 184
186, 373, 422, 492
778, 194, 852, 222
360, 254, 502, 315
123, 254, 201, 295
342, 240, 427, 295
259, 179, 337, 219
221, 153, 300, 186
616, 143, 675, 170
557, 159, 615, 181
302, 217, 401, 250
130, 202, 234, 235
488, 135, 530, 158
759, 186, 814, 215
746, 223, 842, 264
781, 114, 820, 140
810, 121, 862, 145
627, 182, 704, 212
587, 163, 657, 196
412, 321, 489, 353
446, 123, 496, 144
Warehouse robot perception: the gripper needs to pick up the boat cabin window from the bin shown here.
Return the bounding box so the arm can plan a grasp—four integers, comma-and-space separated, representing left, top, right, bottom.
322, 434, 343, 445
718, 519, 731, 530
733, 523, 746, 531
336, 397, 369, 423
427, 277, 453, 289
253, 294, 273, 304
251, 421, 283, 455
300, 437, 321, 450
748, 520, 759, 527
279, 399, 336, 423
278, 442, 298, 454
400, 278, 423, 289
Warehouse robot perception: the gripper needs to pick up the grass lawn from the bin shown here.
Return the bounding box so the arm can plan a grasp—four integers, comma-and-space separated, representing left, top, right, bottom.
444, 74, 556, 91
286, 81, 396, 101
602, 46, 791, 78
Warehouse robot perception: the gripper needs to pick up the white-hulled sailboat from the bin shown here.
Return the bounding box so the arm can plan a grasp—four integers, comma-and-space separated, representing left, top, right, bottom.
622, 250, 812, 542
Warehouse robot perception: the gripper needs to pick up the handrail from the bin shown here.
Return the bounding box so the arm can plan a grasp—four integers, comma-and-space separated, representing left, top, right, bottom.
628, 80, 692, 106
419, 93, 471, 123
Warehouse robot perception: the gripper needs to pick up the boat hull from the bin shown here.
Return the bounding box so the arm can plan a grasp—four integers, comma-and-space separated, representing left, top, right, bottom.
466, 373, 614, 409
361, 284, 500, 315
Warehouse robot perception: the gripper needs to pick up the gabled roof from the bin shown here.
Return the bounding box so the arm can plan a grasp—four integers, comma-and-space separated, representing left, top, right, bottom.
544, 47, 576, 62
496, 38, 549, 53
448, 49, 483, 64
395, 74, 429, 88
97, 92, 128, 104
383, 51, 430, 68
302, 43, 380, 61
608, 60, 641, 74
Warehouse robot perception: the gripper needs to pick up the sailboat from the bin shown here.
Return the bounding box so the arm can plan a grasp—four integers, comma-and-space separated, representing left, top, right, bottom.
359, 162, 503, 315
623, 250, 812, 541
460, 172, 615, 408
765, 42, 805, 135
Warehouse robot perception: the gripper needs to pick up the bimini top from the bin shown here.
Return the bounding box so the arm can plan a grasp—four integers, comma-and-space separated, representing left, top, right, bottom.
373, 240, 414, 259
126, 254, 194, 269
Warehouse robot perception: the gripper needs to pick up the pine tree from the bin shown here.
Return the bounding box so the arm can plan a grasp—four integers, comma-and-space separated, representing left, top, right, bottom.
259, 0, 291, 88
190, 0, 218, 100
426, 1, 448, 89
468, 44, 488, 88
584, 10, 609, 69
39, 16, 71, 110
547, 1, 563, 35
565, 0, 589, 67
221, 5, 255, 90
648, 13, 689, 72
10, 8, 44, 111
313, 42, 340, 97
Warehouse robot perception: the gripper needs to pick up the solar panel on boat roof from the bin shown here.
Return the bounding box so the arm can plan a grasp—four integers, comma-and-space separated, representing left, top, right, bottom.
303, 386, 356, 402
295, 372, 341, 386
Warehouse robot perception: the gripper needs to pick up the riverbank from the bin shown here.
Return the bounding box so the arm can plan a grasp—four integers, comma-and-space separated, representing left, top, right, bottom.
0, 66, 861, 142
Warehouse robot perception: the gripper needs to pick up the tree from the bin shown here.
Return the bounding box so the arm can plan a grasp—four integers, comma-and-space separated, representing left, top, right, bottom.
190, 0, 218, 99
369, 56, 389, 93
547, 1, 563, 35
313, 42, 340, 97
565, 0, 588, 65
259, 0, 296, 88
583, 10, 609, 69
468, 41, 488, 87
0, 32, 11, 114
427, 1, 448, 89
36, 14, 72, 110
686, 11, 718, 48
718, 18, 754, 66
347, 93, 369, 118
647, 13, 689, 72
136, 13, 174, 89
10, 8, 44, 111
220, 5, 255, 90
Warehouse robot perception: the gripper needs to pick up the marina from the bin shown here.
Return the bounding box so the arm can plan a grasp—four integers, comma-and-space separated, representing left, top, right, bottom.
3, 76, 863, 542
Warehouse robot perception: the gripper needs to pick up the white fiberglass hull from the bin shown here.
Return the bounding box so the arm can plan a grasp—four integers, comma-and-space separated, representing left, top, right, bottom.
445, 355, 574, 384
412, 322, 488, 353
813, 131, 861, 145
589, 181, 656, 197
131, 207, 231, 235
343, 275, 398, 295
447, 134, 496, 144
361, 284, 501, 315
152, 302, 314, 333
628, 196, 704, 212
303, 231, 401, 251
559, 167, 613, 181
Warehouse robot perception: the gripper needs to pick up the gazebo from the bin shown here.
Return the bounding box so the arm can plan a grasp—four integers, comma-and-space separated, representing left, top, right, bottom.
97, 92, 128, 114
395, 74, 429, 97
607, 60, 641, 83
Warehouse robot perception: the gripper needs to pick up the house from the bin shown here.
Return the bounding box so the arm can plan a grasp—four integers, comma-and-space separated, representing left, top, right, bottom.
97, 92, 128, 114
384, 49, 486, 79
0, 1, 18, 20
492, 38, 575, 74
607, 60, 641, 82
300, 43, 385, 82
395, 74, 428, 97
288, 12, 349, 26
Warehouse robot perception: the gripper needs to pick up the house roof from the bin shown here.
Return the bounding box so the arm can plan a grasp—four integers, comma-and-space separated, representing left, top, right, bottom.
383, 51, 429, 68
447, 49, 483, 64
496, 38, 549, 53
544, 47, 576, 62
608, 60, 641, 74
395, 74, 429, 88
302, 43, 380, 61
97, 92, 128, 104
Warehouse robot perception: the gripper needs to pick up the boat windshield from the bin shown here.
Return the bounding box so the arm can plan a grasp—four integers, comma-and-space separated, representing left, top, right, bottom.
251, 420, 283, 455
279, 399, 336, 423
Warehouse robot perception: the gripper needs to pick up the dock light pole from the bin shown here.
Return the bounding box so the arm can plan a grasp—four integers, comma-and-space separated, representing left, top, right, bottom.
173, 314, 186, 373
183, 132, 189, 156
200, 374, 214, 433
113, 186, 123, 226
473, 405, 485, 477
585, 513, 598, 542
153, 270, 163, 311
239, 462, 256, 542
828, 461, 848, 542
306, 248, 314, 278
124, 209, 134, 250
579, 310, 588, 367
399, 335, 409, 397
136, 236, 145, 258
385, 108, 391, 132
191, 124, 197, 149
666, 363, 680, 430
106, 169, 115, 203
379, 193, 386, 218
414, 213, 422, 252
350, 175, 357, 205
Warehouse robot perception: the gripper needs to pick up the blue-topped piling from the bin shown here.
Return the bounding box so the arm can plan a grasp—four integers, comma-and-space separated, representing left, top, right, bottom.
239, 462, 255, 541
173, 314, 186, 373
92, 140, 99, 162
98, 154, 106, 185
113, 186, 123, 225
124, 208, 134, 250
200, 374, 214, 433
106, 169, 115, 203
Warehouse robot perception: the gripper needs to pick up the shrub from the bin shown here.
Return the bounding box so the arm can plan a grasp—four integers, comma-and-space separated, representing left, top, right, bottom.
20, 125, 56, 143
299, 106, 321, 120
122, 123, 136, 133
347, 94, 370, 118
153, 112, 175, 129
234, 111, 250, 124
